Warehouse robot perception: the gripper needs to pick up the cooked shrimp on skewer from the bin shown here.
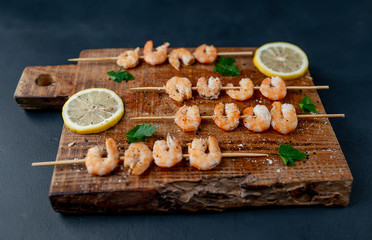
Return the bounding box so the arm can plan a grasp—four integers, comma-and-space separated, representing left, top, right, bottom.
213, 103, 240, 131
168, 48, 195, 71
225, 78, 254, 101
153, 134, 183, 168
242, 105, 271, 132
260, 76, 287, 100
123, 142, 153, 175
174, 105, 201, 132
85, 138, 119, 176
188, 136, 222, 170
193, 44, 217, 64
165, 77, 192, 102
271, 101, 298, 134
143, 40, 170, 65
116, 47, 140, 69
197, 76, 222, 99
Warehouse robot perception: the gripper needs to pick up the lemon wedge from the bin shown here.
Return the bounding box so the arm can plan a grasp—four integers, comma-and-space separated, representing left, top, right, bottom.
62, 88, 124, 134
253, 42, 309, 80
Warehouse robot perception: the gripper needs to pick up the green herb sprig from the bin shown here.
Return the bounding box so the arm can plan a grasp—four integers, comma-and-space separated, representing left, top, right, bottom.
213, 57, 240, 76
270, 144, 307, 166
299, 96, 317, 113
125, 124, 156, 143
107, 67, 134, 83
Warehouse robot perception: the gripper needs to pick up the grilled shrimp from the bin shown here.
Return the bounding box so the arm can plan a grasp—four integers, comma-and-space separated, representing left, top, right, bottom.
153, 134, 183, 168
270, 101, 298, 134
197, 76, 221, 99
193, 44, 217, 63
188, 136, 222, 170
143, 40, 170, 65
174, 105, 201, 132
85, 138, 119, 176
213, 103, 240, 131
116, 47, 140, 69
225, 78, 254, 101
168, 48, 195, 71
260, 76, 287, 100
123, 142, 153, 175
242, 105, 271, 132
165, 76, 192, 102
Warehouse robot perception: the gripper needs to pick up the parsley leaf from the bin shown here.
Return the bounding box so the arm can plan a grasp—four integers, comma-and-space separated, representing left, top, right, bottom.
218, 57, 236, 65
125, 124, 156, 143
213, 57, 240, 76
270, 144, 307, 166
299, 96, 317, 113
107, 67, 134, 83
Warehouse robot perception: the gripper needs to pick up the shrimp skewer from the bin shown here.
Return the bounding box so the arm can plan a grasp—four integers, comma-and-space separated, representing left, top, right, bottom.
123, 142, 153, 175
131, 76, 328, 102
130, 85, 329, 91
33, 137, 268, 176
188, 136, 222, 170
68, 43, 253, 62
225, 78, 254, 101
270, 102, 298, 134
165, 77, 193, 102
242, 105, 271, 133
193, 44, 218, 64
153, 134, 183, 168
168, 48, 195, 70
85, 138, 119, 176
131, 113, 345, 120
33, 152, 268, 167
213, 103, 240, 131
116, 47, 140, 69
260, 76, 287, 100
143, 40, 170, 65
197, 76, 222, 99
174, 105, 201, 132
131, 104, 344, 133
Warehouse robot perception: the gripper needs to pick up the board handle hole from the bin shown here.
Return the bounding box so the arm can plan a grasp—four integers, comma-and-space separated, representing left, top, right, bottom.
35, 74, 55, 86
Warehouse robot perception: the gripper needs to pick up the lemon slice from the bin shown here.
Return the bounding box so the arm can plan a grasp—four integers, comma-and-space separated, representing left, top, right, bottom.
253, 42, 309, 80
62, 88, 124, 134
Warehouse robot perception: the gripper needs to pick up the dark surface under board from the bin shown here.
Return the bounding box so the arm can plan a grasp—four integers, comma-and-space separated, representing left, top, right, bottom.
1, 0, 371, 239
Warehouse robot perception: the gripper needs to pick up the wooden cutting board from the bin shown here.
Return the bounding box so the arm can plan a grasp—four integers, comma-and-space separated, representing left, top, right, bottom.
14, 47, 353, 213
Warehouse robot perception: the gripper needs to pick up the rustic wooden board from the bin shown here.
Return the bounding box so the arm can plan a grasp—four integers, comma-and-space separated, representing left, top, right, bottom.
14, 65, 78, 110
15, 48, 352, 213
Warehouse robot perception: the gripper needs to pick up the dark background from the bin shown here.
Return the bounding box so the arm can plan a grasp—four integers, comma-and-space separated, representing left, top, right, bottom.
1, 0, 371, 239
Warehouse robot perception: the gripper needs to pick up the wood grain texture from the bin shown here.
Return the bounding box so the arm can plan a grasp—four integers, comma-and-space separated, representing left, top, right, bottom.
14, 65, 78, 110
16, 48, 352, 212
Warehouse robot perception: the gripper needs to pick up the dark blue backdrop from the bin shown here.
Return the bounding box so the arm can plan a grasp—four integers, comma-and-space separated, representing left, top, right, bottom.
0, 0, 371, 239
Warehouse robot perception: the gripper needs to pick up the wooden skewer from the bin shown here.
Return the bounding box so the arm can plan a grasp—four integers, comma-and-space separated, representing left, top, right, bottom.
33, 159, 86, 166
217, 52, 253, 56
130, 86, 329, 91
32, 152, 268, 167
295, 114, 345, 118
67, 51, 254, 62
131, 114, 345, 120
68, 57, 119, 61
